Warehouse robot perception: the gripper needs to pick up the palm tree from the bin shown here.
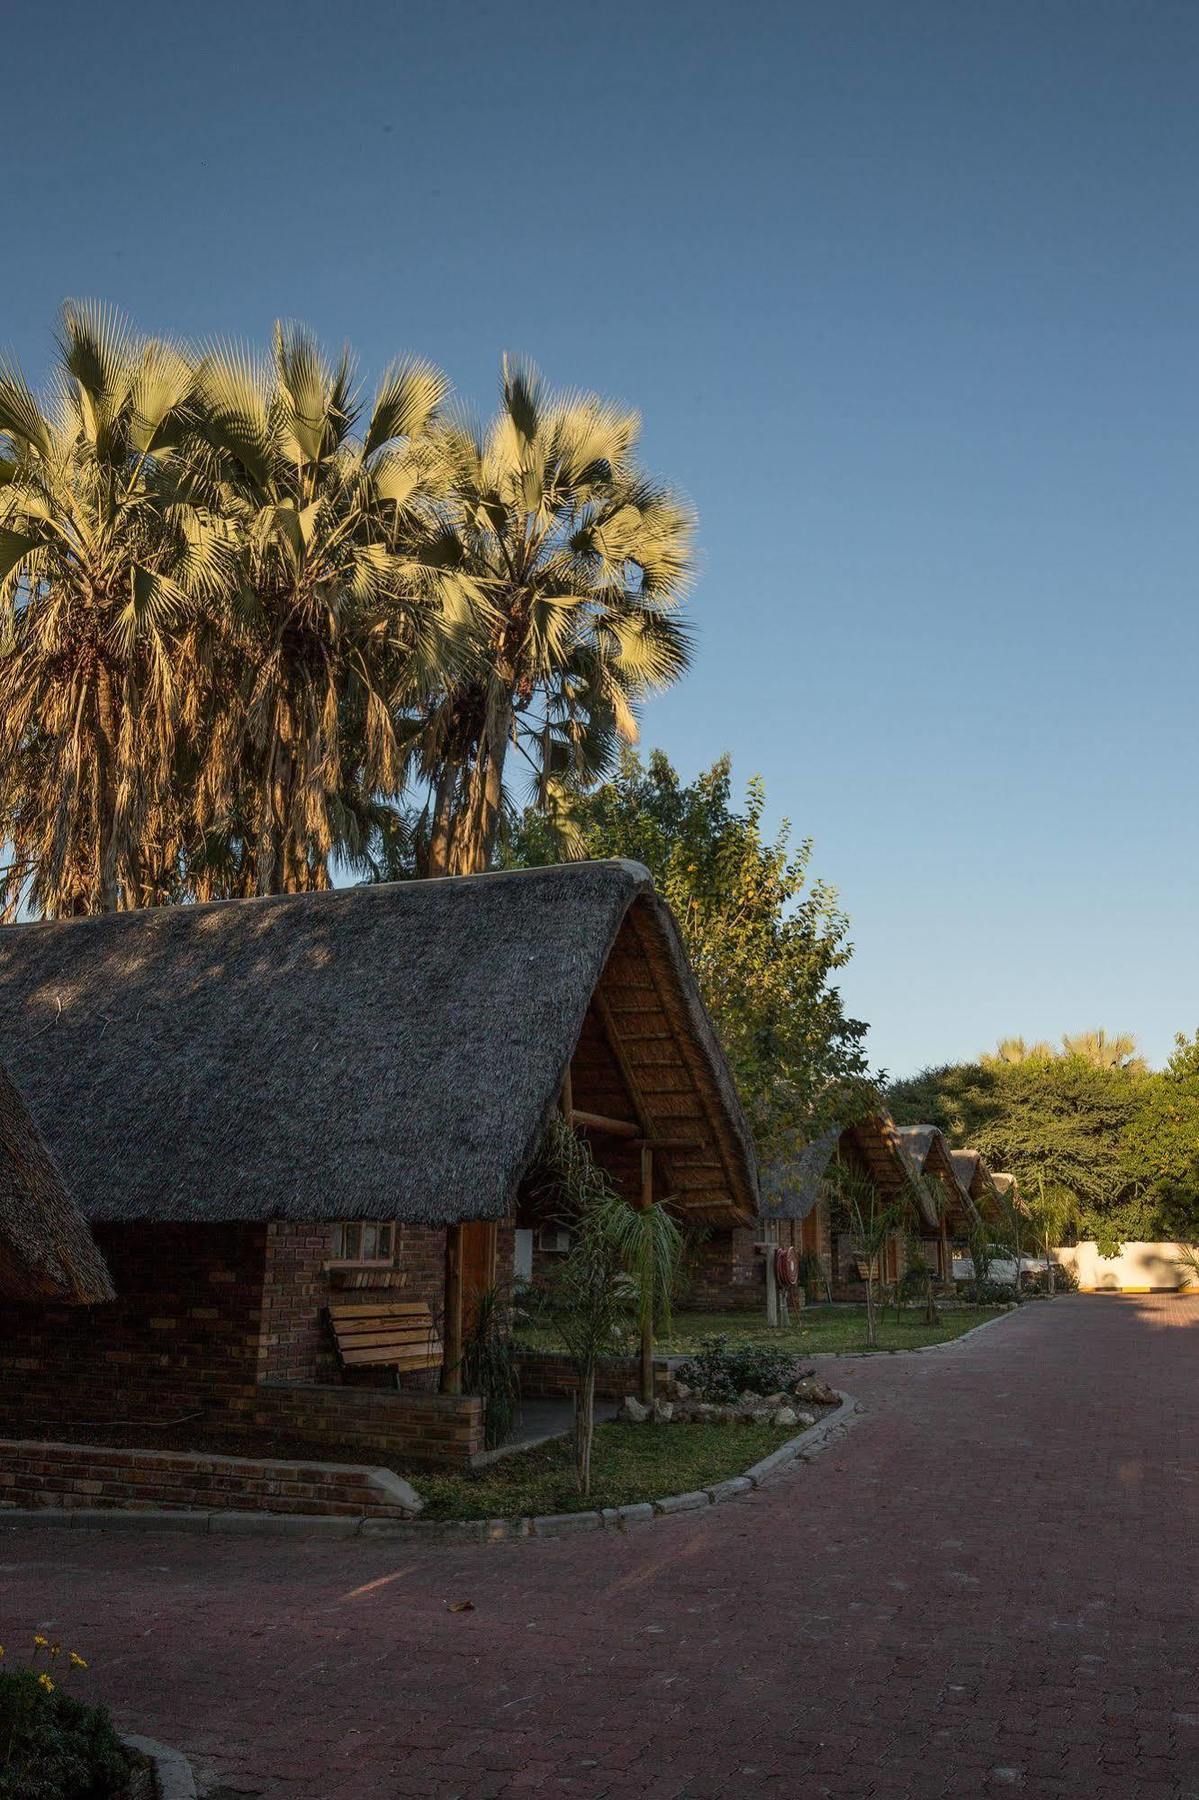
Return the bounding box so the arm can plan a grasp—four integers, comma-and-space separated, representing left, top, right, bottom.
180, 324, 469, 895
982, 1037, 1055, 1067
1022, 1173, 1075, 1295
0, 302, 224, 916
410, 358, 693, 875
1060, 1030, 1145, 1073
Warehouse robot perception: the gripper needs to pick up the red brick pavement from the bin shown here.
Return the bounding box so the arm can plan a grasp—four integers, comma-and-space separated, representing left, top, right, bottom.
2, 1295, 1197, 1799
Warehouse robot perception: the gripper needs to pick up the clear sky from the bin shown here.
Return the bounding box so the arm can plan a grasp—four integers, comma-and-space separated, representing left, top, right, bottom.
7, 0, 1197, 1077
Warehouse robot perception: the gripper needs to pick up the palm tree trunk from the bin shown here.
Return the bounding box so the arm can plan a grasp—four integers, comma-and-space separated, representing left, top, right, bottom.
93, 660, 121, 912
451, 700, 512, 874
425, 763, 458, 877
576, 1363, 596, 1497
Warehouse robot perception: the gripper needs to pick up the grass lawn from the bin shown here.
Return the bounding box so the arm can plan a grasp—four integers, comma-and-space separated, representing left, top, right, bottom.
515, 1303, 1007, 1360
416, 1420, 799, 1520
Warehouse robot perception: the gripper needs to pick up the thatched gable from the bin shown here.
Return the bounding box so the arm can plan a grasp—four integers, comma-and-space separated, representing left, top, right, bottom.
763, 1113, 917, 1221
0, 862, 757, 1232
0, 1062, 113, 1304
896, 1125, 975, 1225
951, 1148, 1000, 1209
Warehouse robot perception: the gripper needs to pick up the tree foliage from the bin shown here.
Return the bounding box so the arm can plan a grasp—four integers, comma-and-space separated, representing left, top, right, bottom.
889, 1029, 1199, 1256
505, 748, 872, 1162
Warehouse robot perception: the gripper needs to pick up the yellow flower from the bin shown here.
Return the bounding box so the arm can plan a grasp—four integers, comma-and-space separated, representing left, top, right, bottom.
49, 1644, 61, 1659
68, 1653, 87, 1670
33, 1635, 48, 1649
38, 1673, 54, 1693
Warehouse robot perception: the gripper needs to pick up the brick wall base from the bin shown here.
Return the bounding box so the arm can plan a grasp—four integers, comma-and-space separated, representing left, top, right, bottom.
247, 1381, 485, 1466
0, 1440, 418, 1519
514, 1351, 672, 1402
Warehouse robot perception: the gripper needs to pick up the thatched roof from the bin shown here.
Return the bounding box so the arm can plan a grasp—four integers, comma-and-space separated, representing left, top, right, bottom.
0, 862, 758, 1231
0, 1061, 113, 1304
895, 1124, 973, 1226
763, 1114, 918, 1222
951, 1148, 998, 1206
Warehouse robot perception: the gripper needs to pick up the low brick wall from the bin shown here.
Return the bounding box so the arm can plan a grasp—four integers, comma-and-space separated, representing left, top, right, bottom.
515, 1351, 672, 1402
247, 1381, 485, 1466
0, 1440, 418, 1519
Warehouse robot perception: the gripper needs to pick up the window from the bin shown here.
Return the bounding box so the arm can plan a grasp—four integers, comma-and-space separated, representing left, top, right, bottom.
329, 1222, 395, 1266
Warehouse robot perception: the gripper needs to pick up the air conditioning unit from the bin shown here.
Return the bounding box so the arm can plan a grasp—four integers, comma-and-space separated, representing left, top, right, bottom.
537, 1226, 571, 1254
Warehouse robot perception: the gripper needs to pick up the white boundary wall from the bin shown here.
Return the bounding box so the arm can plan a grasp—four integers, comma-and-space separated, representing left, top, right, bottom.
1051, 1241, 1198, 1293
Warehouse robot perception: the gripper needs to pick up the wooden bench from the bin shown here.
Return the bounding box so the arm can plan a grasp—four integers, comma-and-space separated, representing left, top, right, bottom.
327, 1300, 443, 1374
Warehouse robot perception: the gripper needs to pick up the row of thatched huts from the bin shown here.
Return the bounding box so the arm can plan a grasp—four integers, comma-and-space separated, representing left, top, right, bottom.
0, 859, 1011, 1479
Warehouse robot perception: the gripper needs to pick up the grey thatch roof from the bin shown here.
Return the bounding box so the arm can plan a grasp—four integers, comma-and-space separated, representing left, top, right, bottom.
0, 861, 758, 1230
0, 1061, 114, 1304
761, 1128, 841, 1222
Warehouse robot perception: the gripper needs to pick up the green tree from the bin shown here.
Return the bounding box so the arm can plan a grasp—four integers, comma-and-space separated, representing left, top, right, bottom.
506, 748, 872, 1162
409, 359, 693, 876
828, 1166, 900, 1349
1124, 1030, 1199, 1244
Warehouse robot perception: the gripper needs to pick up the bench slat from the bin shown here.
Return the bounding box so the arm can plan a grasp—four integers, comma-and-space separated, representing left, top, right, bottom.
327, 1299, 442, 1370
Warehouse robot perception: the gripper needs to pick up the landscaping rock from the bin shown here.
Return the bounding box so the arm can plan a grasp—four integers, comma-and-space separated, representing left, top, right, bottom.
620, 1396, 650, 1423
795, 1410, 816, 1428
793, 1377, 839, 1406
652, 1400, 675, 1424
771, 1407, 799, 1427
673, 1382, 692, 1401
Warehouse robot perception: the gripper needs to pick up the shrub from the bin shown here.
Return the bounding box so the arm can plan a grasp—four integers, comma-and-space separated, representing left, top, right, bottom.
675, 1335, 797, 1403
0, 1650, 129, 1800
460, 1286, 520, 1450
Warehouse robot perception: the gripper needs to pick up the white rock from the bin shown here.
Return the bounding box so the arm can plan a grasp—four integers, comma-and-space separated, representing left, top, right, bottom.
771, 1407, 798, 1427
621, 1396, 650, 1424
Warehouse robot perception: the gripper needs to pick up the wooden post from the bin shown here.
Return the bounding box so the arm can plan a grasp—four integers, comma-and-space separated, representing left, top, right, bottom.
640, 1142, 654, 1406
939, 1216, 951, 1282
442, 1224, 463, 1395
561, 1064, 573, 1125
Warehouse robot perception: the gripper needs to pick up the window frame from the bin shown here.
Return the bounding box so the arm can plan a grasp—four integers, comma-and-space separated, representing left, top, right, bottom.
327, 1221, 397, 1268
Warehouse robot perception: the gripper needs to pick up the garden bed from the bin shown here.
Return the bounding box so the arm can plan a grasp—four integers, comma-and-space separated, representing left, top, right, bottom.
414, 1417, 820, 1519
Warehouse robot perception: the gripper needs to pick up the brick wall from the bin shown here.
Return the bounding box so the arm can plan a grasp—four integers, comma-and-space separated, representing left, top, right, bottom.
0, 1223, 267, 1435
689, 1226, 766, 1310
259, 1221, 460, 1390
514, 1351, 672, 1402
0, 1439, 419, 1517
249, 1382, 484, 1465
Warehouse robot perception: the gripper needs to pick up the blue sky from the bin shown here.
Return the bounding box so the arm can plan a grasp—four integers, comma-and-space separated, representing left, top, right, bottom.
7, 0, 1197, 1076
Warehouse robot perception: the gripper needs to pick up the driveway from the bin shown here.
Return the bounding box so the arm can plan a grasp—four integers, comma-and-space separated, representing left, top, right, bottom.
2, 1295, 1196, 1798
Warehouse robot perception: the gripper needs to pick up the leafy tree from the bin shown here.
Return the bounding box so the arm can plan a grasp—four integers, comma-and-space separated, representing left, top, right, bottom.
408, 359, 693, 876
506, 748, 871, 1162
1124, 1030, 1199, 1244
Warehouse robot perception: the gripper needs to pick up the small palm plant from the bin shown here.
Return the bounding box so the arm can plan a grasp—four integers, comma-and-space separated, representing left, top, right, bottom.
829, 1166, 901, 1350
530, 1118, 681, 1495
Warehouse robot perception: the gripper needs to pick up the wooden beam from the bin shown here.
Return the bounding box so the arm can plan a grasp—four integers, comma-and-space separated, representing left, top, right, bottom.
441, 1224, 463, 1395
571, 1107, 640, 1139
560, 1063, 574, 1124
640, 1141, 654, 1406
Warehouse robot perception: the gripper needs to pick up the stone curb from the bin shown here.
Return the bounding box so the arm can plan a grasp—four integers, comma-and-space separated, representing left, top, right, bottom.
121, 1734, 197, 1800
0, 1395, 859, 1546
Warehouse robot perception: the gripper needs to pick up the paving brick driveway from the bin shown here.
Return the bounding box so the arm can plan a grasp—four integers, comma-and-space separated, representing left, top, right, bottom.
2, 1295, 1197, 1799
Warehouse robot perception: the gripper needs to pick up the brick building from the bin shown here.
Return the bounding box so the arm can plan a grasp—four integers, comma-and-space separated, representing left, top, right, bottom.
0, 860, 757, 1473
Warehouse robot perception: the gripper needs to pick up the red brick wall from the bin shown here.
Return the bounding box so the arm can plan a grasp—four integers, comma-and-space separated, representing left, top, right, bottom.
0, 1440, 418, 1517
248, 1382, 484, 1465
514, 1351, 671, 1402
0, 1223, 267, 1435
689, 1226, 766, 1310
259, 1221, 451, 1389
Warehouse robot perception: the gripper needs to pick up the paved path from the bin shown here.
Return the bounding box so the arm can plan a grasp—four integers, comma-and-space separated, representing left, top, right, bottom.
2, 1295, 1197, 1799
